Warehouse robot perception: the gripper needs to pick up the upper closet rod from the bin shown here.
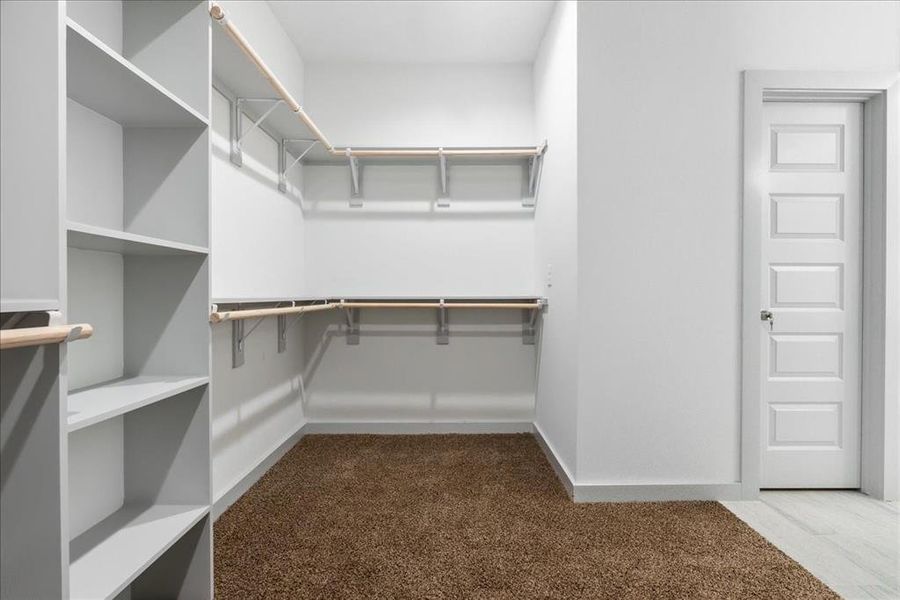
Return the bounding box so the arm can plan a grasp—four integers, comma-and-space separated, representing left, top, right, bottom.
208, 3, 542, 159
0, 324, 93, 351
209, 3, 334, 152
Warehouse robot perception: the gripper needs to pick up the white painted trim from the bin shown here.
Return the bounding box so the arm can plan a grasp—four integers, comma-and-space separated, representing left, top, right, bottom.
534, 417, 741, 502
742, 70, 900, 501
213, 420, 753, 510
573, 483, 743, 503
213, 423, 308, 519
303, 420, 533, 435
531, 423, 575, 499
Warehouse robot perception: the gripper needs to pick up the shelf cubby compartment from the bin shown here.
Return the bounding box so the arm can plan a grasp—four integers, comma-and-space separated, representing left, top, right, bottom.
68, 375, 209, 433
66, 245, 208, 397
66, 1, 209, 121
66, 18, 209, 249
68, 386, 211, 599
66, 92, 209, 249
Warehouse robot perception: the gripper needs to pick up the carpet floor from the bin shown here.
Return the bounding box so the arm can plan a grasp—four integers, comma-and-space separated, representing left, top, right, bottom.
214, 434, 838, 599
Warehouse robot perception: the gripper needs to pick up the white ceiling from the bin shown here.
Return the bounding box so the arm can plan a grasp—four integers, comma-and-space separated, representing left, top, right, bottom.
267, 1, 556, 64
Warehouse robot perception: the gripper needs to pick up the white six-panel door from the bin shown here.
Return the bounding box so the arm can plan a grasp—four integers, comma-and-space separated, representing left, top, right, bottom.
760, 102, 862, 488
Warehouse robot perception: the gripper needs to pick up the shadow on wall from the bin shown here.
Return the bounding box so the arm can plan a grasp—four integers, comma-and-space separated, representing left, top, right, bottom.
0, 344, 59, 492
211, 88, 304, 208
300, 309, 537, 422
210, 320, 304, 496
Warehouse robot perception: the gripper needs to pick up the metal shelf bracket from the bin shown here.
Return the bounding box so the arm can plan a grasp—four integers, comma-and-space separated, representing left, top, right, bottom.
277, 301, 329, 352
523, 140, 548, 208
346, 149, 362, 206
522, 298, 547, 345
437, 148, 450, 208
437, 299, 449, 344
230, 304, 271, 368
230, 98, 284, 167
279, 139, 318, 193
340, 301, 360, 344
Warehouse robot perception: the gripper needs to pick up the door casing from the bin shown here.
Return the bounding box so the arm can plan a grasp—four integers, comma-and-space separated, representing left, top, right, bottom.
742, 70, 900, 500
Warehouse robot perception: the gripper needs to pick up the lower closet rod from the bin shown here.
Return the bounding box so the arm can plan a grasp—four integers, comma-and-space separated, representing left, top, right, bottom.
337, 301, 543, 309
209, 303, 337, 324
0, 324, 93, 350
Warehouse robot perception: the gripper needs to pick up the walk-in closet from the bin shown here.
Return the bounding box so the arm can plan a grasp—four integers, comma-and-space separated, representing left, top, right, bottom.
2, 1, 898, 598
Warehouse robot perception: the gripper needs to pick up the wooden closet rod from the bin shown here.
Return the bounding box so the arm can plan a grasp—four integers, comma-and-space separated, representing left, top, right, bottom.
337, 301, 543, 310
209, 303, 337, 324
209, 3, 334, 151
0, 324, 93, 350
210, 300, 543, 323
208, 3, 542, 160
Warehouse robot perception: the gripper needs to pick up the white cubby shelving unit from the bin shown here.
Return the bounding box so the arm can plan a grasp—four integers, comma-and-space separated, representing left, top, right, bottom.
0, 2, 212, 598
65, 2, 212, 598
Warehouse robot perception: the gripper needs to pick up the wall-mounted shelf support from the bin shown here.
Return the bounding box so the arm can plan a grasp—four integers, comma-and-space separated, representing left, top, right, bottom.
277, 301, 328, 352
230, 97, 283, 166
277, 315, 288, 352
524, 141, 548, 208
346, 149, 362, 206
437, 148, 450, 208
278, 139, 318, 193
437, 299, 449, 344
522, 299, 547, 344
230, 308, 268, 368
340, 301, 360, 344
523, 308, 538, 345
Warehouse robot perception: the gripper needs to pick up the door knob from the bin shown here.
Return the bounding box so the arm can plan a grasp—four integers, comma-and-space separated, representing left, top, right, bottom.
760, 310, 774, 330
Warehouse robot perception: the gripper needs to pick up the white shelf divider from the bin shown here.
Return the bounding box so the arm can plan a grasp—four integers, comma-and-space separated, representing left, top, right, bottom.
67, 18, 207, 128
67, 375, 209, 433
68, 222, 209, 256
69, 504, 208, 600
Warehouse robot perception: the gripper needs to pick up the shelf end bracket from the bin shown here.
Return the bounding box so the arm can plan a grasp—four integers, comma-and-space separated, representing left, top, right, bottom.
523, 140, 548, 208
522, 298, 547, 345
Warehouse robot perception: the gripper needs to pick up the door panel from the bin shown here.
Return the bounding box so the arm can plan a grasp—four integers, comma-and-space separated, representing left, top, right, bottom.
760, 102, 862, 489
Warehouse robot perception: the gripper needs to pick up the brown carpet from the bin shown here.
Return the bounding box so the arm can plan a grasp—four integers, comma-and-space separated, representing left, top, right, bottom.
214, 434, 837, 599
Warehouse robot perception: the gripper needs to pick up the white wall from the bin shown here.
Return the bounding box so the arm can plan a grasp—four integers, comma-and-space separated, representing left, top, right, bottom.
209, 1, 309, 500
299, 63, 539, 422
300, 309, 535, 423
302, 63, 537, 297
211, 320, 305, 502
532, 0, 579, 477
576, 0, 900, 485
211, 87, 305, 299
304, 64, 535, 148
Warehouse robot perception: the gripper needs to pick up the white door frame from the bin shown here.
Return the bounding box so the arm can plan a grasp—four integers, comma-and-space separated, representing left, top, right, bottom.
742, 70, 900, 500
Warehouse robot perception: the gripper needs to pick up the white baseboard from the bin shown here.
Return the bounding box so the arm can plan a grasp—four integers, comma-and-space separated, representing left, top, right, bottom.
213, 423, 308, 519
214, 420, 743, 515
573, 482, 743, 503
303, 420, 534, 434
531, 423, 741, 503
531, 422, 575, 499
